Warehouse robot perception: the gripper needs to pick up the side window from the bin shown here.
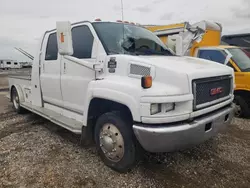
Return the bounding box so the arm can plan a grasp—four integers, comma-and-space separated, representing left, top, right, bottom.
198, 50, 226, 64
45, 33, 58, 61
227, 61, 237, 72
14, 62, 18, 65
7, 62, 11, 65
72, 25, 94, 59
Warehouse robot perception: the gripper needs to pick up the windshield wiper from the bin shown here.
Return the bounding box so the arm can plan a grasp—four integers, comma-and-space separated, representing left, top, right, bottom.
108, 50, 125, 55
108, 50, 140, 56
134, 49, 173, 56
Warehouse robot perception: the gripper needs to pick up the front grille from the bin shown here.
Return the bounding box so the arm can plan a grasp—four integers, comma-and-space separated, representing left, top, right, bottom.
193, 75, 232, 110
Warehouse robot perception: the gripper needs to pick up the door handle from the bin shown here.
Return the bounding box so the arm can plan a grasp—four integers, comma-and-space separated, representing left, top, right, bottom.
64, 62, 66, 74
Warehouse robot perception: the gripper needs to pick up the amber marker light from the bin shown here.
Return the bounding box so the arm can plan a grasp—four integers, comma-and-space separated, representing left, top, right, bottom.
141, 76, 152, 89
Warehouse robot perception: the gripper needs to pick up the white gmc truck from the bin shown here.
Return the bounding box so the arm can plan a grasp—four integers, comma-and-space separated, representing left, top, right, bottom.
8, 20, 235, 172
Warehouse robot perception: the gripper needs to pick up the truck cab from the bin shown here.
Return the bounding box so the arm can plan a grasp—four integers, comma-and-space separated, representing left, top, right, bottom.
194, 45, 250, 117
8, 20, 234, 172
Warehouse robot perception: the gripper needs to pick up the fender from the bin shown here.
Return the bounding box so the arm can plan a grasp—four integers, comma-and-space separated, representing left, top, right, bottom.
11, 84, 25, 103
83, 87, 140, 126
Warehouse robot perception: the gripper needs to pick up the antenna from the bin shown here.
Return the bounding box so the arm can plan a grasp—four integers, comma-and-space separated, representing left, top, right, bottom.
14, 47, 34, 60
120, 0, 126, 54
121, 0, 124, 21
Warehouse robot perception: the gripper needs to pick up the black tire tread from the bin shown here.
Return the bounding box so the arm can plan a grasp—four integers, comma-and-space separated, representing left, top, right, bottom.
94, 111, 140, 172
235, 95, 250, 118
11, 87, 26, 114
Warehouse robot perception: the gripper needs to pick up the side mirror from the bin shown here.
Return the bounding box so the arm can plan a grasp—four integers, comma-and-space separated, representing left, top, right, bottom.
56, 21, 73, 56
167, 35, 177, 54
167, 35, 183, 55
224, 51, 232, 65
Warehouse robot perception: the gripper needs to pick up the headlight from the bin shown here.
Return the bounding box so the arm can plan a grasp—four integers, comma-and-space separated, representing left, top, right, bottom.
150, 103, 175, 115
150, 103, 161, 115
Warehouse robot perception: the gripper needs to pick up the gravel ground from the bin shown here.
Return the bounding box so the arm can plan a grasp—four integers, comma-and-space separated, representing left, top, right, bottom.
0, 90, 250, 188
0, 73, 8, 89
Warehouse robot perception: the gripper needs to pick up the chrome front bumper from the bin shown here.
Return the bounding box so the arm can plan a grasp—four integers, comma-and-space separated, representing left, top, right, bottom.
133, 105, 234, 153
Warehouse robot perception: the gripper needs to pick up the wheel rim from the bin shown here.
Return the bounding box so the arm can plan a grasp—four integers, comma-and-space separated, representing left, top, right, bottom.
99, 123, 125, 162
234, 103, 241, 117
12, 89, 19, 109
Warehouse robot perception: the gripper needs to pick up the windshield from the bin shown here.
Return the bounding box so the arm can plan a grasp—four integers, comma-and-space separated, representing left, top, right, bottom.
242, 48, 250, 57
92, 22, 174, 56
227, 48, 250, 72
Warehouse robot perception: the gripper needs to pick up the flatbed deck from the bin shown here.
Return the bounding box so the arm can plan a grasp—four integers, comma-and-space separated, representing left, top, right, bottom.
8, 68, 31, 80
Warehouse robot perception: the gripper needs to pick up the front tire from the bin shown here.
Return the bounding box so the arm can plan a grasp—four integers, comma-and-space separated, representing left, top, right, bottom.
234, 95, 250, 118
94, 111, 138, 172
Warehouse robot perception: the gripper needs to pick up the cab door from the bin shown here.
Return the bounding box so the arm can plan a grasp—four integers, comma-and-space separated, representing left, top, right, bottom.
40, 32, 63, 108
60, 23, 96, 115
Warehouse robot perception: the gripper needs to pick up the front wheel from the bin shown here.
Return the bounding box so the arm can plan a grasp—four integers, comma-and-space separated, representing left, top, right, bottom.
94, 111, 138, 172
234, 95, 250, 118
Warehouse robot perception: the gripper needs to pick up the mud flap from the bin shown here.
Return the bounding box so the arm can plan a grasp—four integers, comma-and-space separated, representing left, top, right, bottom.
80, 120, 95, 147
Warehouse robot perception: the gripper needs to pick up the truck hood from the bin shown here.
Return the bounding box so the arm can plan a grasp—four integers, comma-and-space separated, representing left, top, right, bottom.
107, 55, 233, 96
139, 56, 233, 80
140, 56, 233, 95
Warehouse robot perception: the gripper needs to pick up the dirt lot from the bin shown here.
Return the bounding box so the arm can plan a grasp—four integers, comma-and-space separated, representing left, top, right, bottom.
0, 78, 250, 187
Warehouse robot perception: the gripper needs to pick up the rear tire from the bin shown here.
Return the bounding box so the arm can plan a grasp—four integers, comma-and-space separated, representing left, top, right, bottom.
234, 95, 250, 118
94, 111, 139, 172
11, 87, 25, 114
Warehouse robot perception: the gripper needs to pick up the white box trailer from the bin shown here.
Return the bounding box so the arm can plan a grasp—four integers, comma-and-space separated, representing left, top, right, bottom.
8, 20, 235, 172
0, 59, 22, 69
0, 59, 13, 69
0, 60, 4, 69
13, 61, 22, 69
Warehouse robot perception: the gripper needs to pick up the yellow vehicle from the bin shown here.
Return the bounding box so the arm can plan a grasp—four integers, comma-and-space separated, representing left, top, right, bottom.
146, 21, 250, 118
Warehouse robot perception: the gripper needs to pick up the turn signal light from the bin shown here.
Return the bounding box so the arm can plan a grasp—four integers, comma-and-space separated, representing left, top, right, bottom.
141, 76, 152, 89
60, 32, 64, 43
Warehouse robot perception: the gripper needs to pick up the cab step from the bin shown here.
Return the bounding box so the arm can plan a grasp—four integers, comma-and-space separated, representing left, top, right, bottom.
21, 102, 82, 134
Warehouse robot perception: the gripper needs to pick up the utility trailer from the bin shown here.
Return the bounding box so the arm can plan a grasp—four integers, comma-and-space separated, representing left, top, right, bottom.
8, 20, 234, 172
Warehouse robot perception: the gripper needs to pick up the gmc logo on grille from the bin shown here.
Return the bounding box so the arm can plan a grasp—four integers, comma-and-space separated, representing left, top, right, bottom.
210, 87, 223, 96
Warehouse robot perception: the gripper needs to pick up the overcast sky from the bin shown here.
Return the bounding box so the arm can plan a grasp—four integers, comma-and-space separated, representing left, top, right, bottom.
0, 0, 249, 61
